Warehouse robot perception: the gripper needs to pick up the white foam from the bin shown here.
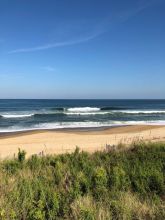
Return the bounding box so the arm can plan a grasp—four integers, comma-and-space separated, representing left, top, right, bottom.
112, 120, 165, 125
37, 121, 105, 129
24, 120, 165, 129
114, 110, 165, 114
65, 112, 110, 115
1, 114, 34, 118
1, 120, 165, 133
67, 107, 100, 113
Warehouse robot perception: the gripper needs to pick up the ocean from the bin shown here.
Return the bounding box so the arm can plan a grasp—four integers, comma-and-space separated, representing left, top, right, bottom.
0, 99, 165, 133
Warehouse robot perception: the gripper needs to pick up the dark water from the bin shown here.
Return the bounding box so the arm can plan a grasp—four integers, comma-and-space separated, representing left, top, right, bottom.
0, 99, 165, 132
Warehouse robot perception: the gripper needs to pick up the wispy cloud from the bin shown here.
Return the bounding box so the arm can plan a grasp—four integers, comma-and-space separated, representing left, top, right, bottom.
8, 32, 102, 54
8, 0, 158, 54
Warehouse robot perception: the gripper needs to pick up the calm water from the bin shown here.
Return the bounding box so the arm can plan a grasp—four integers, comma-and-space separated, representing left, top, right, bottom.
0, 99, 165, 132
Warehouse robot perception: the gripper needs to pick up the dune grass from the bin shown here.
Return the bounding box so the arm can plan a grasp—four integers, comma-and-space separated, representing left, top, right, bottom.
0, 142, 164, 219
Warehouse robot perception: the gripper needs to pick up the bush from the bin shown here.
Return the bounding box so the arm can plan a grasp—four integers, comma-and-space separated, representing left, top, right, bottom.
0, 142, 164, 219
71, 196, 96, 220
110, 192, 155, 220
110, 166, 130, 190
28, 155, 42, 171
18, 148, 26, 163
93, 167, 107, 188
92, 167, 108, 200
148, 170, 164, 195
3, 160, 20, 175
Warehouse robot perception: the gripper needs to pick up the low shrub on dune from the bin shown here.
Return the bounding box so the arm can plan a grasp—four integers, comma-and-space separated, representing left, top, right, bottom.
0, 142, 164, 219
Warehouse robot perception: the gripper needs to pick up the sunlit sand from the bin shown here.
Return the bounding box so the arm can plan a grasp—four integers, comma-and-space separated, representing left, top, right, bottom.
0, 125, 165, 159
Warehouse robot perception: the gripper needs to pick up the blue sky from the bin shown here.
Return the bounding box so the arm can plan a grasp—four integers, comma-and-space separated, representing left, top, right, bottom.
0, 0, 165, 99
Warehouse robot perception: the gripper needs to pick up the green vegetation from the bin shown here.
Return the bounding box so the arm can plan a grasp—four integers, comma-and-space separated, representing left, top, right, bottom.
0, 142, 164, 219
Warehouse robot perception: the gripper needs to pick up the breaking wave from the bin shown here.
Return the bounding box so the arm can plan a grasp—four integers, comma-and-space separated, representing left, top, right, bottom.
114, 110, 165, 114
1, 108, 165, 119
1, 120, 165, 133
1, 114, 34, 118
67, 107, 100, 112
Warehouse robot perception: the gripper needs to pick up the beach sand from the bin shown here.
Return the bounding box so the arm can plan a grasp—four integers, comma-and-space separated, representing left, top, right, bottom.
0, 125, 165, 159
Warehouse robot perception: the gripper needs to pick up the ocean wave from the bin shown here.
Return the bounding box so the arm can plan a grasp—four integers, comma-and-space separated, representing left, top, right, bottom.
0, 122, 107, 132
67, 107, 100, 112
1, 120, 165, 133
50, 106, 126, 112
1, 114, 34, 118
1, 108, 165, 119
66, 107, 165, 114
114, 110, 165, 114
33, 112, 64, 117
50, 107, 65, 111
37, 120, 165, 129
65, 112, 111, 115
37, 121, 108, 129
0, 111, 65, 119
100, 107, 126, 110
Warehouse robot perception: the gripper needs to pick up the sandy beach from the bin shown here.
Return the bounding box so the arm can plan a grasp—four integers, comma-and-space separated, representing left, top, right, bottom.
0, 125, 165, 159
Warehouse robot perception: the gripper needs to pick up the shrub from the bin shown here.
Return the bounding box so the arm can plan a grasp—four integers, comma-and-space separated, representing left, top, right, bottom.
0, 143, 164, 219
28, 155, 42, 171
110, 166, 130, 190
71, 196, 96, 220
18, 148, 26, 163
148, 169, 164, 195
93, 167, 107, 188
92, 167, 108, 200
28, 199, 46, 220
110, 191, 155, 220
3, 160, 20, 175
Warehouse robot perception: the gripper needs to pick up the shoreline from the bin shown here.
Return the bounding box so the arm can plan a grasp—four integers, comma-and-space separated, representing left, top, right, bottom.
0, 124, 164, 137
0, 125, 165, 159
0, 125, 125, 138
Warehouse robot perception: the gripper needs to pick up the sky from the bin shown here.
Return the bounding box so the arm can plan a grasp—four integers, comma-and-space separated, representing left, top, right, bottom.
0, 0, 165, 99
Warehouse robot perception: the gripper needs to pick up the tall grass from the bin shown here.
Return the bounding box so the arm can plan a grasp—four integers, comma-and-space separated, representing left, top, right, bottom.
0, 142, 164, 219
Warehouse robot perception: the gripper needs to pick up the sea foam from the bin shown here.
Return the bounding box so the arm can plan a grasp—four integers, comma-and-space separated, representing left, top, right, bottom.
1, 120, 165, 133
67, 107, 100, 112
1, 114, 34, 118
112, 110, 165, 114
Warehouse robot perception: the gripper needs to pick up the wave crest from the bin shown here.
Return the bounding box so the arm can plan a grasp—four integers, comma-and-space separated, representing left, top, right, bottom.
115, 110, 165, 114
1, 108, 165, 119
67, 107, 100, 113
1, 114, 34, 118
